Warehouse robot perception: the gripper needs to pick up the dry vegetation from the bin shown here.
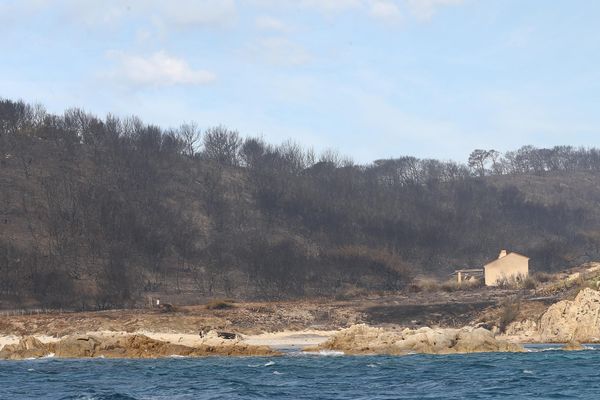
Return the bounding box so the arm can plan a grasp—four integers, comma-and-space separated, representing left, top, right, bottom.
205, 299, 236, 310
3, 99, 600, 310
498, 296, 521, 333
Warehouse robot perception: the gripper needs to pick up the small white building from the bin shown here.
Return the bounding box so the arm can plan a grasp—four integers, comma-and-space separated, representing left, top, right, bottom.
484, 249, 529, 286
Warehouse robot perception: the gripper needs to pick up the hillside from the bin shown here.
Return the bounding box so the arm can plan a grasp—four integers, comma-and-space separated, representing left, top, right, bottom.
2, 99, 600, 309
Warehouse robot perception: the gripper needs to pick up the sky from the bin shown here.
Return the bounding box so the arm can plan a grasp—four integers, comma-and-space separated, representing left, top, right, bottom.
1, 0, 599, 163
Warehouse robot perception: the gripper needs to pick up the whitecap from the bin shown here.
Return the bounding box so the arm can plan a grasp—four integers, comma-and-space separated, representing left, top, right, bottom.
321, 350, 344, 356
367, 364, 378, 368
264, 361, 276, 366
302, 350, 345, 356
526, 347, 561, 353
523, 370, 534, 374
272, 371, 283, 375
42, 353, 54, 358
168, 355, 187, 358
27, 368, 35, 372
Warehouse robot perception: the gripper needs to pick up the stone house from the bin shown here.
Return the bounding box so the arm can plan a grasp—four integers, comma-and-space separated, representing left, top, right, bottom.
484, 249, 529, 286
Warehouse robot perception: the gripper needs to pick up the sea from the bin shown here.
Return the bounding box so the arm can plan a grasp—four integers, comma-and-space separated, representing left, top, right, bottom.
1, 345, 599, 399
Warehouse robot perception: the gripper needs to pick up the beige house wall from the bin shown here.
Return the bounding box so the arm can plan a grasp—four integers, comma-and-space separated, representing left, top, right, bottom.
484, 253, 529, 286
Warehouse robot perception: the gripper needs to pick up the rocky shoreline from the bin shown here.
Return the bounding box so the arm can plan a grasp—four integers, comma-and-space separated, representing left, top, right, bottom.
0, 326, 523, 360
305, 324, 523, 355
3, 288, 600, 360
0, 331, 278, 360
501, 288, 600, 344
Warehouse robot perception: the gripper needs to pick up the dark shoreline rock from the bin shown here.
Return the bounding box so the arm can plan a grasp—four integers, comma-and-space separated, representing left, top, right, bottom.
562, 341, 585, 351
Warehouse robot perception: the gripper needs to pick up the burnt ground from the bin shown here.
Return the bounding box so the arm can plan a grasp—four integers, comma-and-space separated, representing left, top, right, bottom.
0, 285, 555, 337
2, 264, 593, 339
364, 301, 495, 328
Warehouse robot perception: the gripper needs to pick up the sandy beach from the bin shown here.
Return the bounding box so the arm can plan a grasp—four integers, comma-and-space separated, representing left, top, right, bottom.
242, 330, 336, 349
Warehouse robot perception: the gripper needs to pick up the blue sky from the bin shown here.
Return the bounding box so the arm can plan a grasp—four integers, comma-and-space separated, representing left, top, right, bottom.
1, 0, 599, 163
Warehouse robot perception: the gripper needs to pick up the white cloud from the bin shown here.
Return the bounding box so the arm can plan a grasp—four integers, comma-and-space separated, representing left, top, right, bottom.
250, 0, 464, 23
156, 0, 237, 28
5, 0, 464, 32
0, 0, 51, 27
255, 15, 289, 32
62, 1, 129, 27
5, 0, 237, 29
297, 0, 363, 12
369, 1, 402, 22
406, 0, 465, 21
107, 51, 216, 86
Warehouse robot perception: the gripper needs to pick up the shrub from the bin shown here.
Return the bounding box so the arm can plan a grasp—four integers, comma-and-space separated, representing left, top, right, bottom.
334, 285, 369, 300
440, 278, 482, 292
441, 280, 459, 292
498, 296, 521, 333
462, 278, 484, 290
521, 276, 538, 290
496, 274, 529, 289
409, 278, 441, 293
205, 299, 235, 310
533, 271, 554, 283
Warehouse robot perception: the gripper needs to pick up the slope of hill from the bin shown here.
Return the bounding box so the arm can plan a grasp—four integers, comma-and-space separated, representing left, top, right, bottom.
2, 99, 600, 309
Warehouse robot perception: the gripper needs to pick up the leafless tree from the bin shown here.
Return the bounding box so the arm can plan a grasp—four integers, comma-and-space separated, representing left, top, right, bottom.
179, 121, 201, 157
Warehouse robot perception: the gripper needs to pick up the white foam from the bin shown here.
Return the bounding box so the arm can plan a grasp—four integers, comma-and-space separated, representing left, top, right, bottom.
264, 361, 276, 366
42, 353, 54, 358
272, 371, 283, 375
523, 370, 534, 374
318, 350, 344, 357
526, 347, 561, 353
304, 350, 344, 356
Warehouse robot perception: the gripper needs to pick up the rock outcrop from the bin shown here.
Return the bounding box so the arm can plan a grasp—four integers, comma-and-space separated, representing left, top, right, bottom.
0, 334, 278, 360
538, 288, 600, 343
0, 336, 51, 359
562, 341, 585, 351
503, 320, 538, 340
305, 324, 523, 355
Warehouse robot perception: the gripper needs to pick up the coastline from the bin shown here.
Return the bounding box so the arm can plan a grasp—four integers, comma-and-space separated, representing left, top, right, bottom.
0, 329, 335, 350
1, 326, 595, 360
0, 329, 338, 360
0, 327, 564, 360
3, 286, 600, 359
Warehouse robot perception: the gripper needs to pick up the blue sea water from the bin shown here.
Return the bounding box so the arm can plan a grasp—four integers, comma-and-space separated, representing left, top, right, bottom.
1, 348, 600, 399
